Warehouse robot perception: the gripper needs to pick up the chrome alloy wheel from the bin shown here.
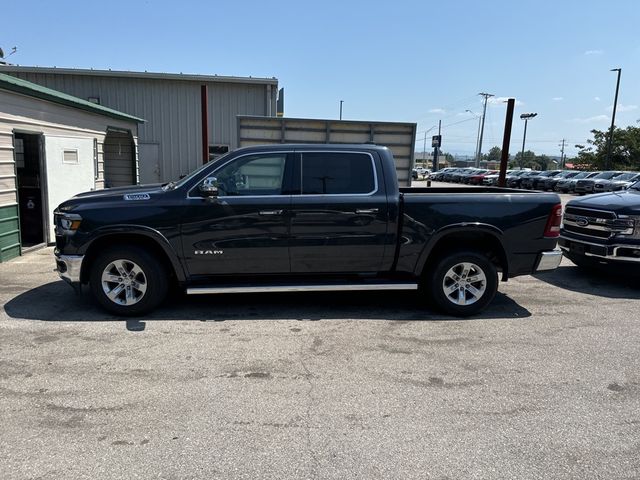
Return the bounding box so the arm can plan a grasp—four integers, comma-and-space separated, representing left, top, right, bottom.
101, 259, 148, 306
441, 262, 487, 306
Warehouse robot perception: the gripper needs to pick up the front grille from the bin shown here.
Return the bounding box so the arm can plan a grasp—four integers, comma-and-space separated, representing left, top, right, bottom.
563, 207, 633, 240
563, 224, 612, 238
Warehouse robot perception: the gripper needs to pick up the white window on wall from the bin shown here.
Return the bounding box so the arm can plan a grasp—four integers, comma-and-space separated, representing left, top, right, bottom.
63, 149, 79, 165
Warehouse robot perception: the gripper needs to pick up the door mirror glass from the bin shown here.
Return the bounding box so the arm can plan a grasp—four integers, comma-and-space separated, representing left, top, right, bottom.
199, 176, 219, 197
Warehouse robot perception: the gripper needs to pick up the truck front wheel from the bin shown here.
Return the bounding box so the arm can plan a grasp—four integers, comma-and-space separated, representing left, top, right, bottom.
426, 251, 498, 317
89, 246, 168, 316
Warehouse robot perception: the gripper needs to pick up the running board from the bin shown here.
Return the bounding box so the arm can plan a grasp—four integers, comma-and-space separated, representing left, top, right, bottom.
186, 282, 418, 295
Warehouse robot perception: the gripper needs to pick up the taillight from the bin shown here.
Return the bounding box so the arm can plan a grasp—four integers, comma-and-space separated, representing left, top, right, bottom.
544, 204, 563, 238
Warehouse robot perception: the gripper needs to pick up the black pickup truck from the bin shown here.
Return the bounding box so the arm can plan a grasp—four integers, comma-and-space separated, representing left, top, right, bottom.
54, 144, 563, 317
560, 182, 640, 270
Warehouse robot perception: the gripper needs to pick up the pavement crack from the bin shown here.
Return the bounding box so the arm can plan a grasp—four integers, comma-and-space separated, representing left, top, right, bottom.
299, 339, 320, 479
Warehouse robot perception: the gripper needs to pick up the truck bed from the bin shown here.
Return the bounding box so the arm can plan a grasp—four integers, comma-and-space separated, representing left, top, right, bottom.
400, 186, 536, 195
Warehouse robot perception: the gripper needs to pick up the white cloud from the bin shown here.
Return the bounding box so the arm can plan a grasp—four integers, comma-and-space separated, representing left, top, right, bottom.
487, 96, 524, 107
607, 104, 638, 113
428, 108, 445, 114
594, 96, 601, 102
584, 49, 603, 56
570, 114, 609, 124
552, 97, 563, 101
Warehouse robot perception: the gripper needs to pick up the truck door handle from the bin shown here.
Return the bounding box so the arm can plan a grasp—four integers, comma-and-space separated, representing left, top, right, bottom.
355, 208, 379, 214
259, 209, 284, 216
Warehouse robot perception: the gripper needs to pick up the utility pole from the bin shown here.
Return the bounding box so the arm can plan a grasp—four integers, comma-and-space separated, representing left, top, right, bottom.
477, 93, 494, 168
339, 100, 344, 120
559, 139, 566, 168
605, 68, 621, 170
498, 99, 516, 187
466, 110, 482, 161
432, 119, 442, 171
423, 131, 427, 164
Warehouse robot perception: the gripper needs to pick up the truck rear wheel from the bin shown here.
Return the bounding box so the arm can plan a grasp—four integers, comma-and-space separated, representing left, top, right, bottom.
89, 246, 168, 316
426, 251, 498, 317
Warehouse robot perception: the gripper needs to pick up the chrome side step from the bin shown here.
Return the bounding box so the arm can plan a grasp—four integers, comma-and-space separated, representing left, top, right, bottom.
186, 282, 418, 295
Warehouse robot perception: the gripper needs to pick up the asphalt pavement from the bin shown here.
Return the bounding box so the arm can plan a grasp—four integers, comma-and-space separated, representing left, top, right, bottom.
1, 216, 639, 479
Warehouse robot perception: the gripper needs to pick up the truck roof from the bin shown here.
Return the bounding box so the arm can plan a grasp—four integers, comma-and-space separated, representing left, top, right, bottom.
234, 144, 391, 154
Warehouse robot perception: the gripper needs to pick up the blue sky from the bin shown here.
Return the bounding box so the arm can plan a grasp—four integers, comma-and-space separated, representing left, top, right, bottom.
3, 0, 640, 157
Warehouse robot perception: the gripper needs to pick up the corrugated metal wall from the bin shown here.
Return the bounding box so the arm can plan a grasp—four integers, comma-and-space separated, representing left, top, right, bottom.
237, 116, 417, 186
6, 72, 276, 183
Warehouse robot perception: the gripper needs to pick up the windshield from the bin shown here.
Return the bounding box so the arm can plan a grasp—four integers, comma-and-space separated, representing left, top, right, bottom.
594, 171, 622, 180
572, 171, 590, 179
614, 172, 639, 181
163, 151, 234, 190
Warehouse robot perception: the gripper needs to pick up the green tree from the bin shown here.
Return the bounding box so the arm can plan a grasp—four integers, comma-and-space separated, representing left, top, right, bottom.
513, 150, 536, 168
575, 126, 640, 170
484, 146, 502, 162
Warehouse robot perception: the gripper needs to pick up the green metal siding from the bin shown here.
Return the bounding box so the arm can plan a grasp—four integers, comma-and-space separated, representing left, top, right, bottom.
0, 205, 21, 262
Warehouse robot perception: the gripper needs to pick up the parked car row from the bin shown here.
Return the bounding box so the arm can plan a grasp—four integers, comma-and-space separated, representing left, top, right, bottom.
411, 167, 431, 179
429, 167, 497, 184
429, 167, 640, 195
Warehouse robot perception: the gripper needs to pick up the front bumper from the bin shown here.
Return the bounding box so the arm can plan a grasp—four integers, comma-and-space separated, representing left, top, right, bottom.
559, 236, 640, 263
536, 248, 563, 271
55, 253, 84, 283
574, 184, 594, 193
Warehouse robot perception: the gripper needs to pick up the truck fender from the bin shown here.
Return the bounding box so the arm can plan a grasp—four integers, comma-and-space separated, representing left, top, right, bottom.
413, 223, 508, 278
78, 225, 188, 283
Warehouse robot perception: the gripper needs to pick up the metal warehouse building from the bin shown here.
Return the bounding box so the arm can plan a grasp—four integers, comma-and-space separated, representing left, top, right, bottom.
1, 66, 279, 184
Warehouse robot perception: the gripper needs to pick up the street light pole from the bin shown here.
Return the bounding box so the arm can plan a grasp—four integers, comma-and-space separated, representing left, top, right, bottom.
519, 113, 538, 168
605, 68, 621, 170
339, 100, 344, 120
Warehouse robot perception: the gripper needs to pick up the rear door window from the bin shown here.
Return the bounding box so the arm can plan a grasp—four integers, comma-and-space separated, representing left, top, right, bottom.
300, 152, 376, 195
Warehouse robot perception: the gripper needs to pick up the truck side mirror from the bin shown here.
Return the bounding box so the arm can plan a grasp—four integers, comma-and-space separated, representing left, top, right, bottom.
199, 177, 219, 197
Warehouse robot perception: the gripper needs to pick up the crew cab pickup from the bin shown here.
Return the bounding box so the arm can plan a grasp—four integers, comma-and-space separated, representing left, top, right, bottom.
560, 181, 640, 270
54, 144, 563, 317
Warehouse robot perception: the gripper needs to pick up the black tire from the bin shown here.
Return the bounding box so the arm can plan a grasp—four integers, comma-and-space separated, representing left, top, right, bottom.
425, 250, 498, 317
89, 246, 168, 316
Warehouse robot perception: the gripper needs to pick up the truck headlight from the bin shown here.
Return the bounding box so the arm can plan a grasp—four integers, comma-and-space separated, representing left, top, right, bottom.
613, 215, 639, 239
55, 213, 82, 234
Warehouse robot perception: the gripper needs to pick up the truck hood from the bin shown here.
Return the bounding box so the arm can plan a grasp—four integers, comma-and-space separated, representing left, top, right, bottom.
56, 183, 166, 212
567, 189, 640, 215
73, 183, 165, 199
